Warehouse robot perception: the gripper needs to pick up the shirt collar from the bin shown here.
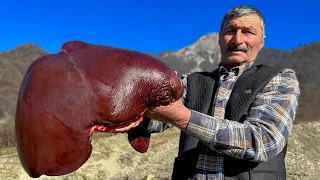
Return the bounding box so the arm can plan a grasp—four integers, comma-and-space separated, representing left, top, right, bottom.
218, 61, 254, 77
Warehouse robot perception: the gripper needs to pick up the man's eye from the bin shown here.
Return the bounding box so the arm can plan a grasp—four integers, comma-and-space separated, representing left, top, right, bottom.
226, 29, 236, 34
244, 30, 255, 35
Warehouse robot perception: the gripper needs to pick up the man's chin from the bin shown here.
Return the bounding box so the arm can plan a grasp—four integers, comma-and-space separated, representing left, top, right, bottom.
221, 56, 247, 68
226, 57, 246, 64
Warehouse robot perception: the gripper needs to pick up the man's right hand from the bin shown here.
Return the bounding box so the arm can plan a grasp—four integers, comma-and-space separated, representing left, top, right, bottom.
144, 99, 191, 131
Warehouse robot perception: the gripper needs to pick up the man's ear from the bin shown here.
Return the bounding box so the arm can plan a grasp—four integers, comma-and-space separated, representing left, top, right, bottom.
258, 36, 266, 50
218, 33, 222, 45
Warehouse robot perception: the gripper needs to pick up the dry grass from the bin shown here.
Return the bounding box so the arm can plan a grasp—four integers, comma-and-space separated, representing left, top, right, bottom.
0, 127, 180, 180
0, 115, 16, 148
0, 122, 319, 180
286, 122, 320, 180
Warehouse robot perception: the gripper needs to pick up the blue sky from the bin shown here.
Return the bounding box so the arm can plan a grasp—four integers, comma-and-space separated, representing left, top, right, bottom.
0, 0, 318, 54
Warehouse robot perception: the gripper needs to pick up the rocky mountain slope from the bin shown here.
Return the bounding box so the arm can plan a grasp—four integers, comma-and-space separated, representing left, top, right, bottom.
0, 43, 48, 116
156, 33, 221, 74
0, 43, 48, 147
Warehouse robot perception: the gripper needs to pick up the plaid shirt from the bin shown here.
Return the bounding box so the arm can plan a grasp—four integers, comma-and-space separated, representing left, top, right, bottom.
148, 62, 300, 179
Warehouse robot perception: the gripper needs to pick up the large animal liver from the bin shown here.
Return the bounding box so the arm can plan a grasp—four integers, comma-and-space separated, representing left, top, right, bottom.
15, 41, 183, 178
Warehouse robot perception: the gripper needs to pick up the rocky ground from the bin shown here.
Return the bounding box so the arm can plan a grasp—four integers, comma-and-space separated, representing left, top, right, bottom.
0, 121, 319, 180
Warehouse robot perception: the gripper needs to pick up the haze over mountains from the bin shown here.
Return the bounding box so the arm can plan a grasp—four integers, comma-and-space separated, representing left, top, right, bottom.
0, 32, 319, 147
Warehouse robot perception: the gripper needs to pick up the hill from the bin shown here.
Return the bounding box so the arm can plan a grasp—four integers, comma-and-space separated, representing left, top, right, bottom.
0, 43, 48, 147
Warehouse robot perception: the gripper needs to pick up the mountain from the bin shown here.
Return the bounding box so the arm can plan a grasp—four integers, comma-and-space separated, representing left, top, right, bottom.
0, 43, 49, 116
275, 42, 320, 122
0, 34, 319, 147
0, 43, 49, 147
156, 33, 221, 74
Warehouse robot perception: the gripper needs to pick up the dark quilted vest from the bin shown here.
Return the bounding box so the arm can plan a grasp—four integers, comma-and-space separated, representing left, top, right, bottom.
172, 65, 287, 180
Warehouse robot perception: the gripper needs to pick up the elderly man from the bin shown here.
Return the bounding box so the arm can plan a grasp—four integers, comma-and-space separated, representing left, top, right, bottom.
140, 5, 300, 180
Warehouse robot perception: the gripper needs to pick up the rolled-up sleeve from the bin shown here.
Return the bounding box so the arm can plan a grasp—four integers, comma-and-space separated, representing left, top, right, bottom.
185, 69, 300, 162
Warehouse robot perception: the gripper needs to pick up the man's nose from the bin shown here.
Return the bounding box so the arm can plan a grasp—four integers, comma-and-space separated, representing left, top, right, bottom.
233, 30, 244, 45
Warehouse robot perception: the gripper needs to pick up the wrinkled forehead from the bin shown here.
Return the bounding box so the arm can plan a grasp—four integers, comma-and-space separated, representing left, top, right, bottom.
223, 14, 262, 27
221, 14, 264, 34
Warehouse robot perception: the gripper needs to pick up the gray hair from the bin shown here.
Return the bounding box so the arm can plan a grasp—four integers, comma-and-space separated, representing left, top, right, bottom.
220, 5, 266, 37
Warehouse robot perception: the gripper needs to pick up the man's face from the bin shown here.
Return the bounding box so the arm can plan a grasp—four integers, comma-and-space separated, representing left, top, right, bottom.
219, 14, 265, 69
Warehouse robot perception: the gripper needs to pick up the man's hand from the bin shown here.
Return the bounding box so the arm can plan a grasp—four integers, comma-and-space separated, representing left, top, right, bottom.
144, 99, 191, 131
